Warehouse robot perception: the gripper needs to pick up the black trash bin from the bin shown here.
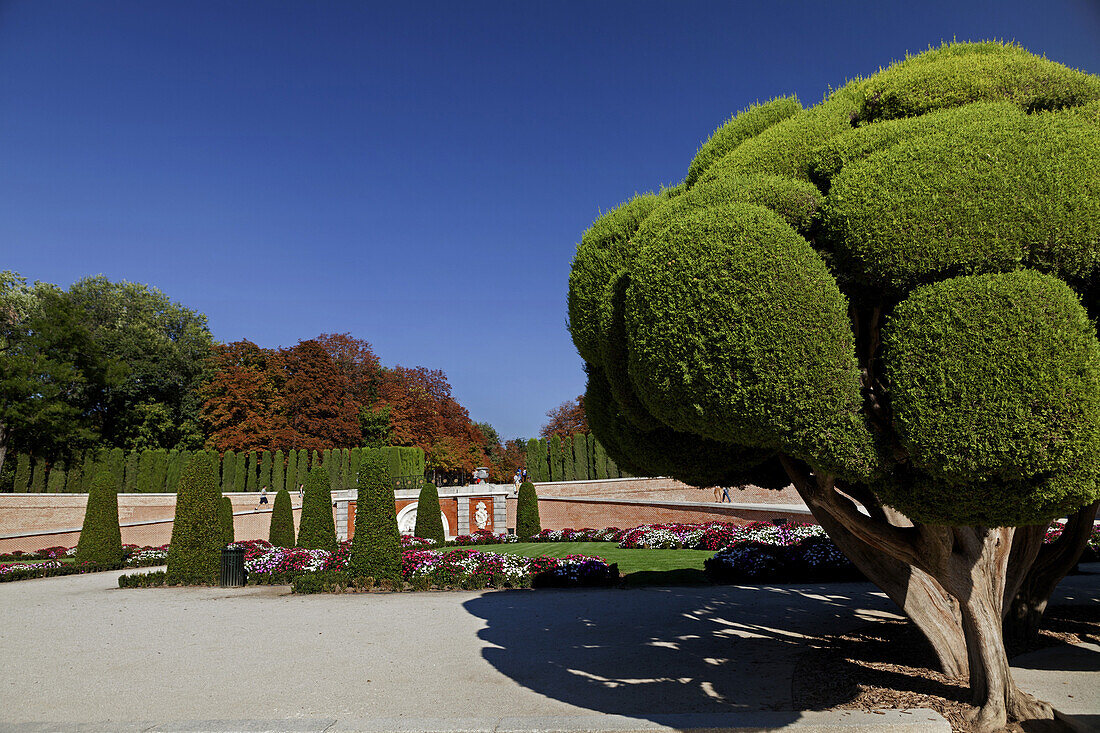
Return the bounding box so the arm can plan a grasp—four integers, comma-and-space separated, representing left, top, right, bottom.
220, 546, 246, 587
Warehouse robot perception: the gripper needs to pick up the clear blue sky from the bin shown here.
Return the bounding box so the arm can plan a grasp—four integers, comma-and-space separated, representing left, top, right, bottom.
2, 1, 1098, 440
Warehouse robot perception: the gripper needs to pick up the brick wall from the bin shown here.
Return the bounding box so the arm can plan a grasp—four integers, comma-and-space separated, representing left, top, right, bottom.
529, 477, 802, 504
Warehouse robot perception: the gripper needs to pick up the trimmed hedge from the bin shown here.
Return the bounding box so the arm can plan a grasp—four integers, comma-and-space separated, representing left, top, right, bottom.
881, 271, 1100, 525
269, 487, 295, 547
14, 453, 31, 492
685, 96, 803, 187
218, 496, 234, 546
413, 482, 445, 544
297, 465, 337, 552
75, 470, 123, 565
348, 451, 402, 581
165, 451, 222, 584
516, 481, 541, 539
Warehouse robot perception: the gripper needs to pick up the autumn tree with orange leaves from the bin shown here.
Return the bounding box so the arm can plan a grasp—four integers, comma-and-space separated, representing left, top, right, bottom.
539, 395, 587, 438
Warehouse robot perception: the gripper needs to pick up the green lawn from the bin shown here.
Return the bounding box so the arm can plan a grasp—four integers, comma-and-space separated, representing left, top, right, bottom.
439, 541, 716, 586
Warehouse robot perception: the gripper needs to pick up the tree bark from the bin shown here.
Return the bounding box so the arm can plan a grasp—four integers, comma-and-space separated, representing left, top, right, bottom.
1008, 501, 1100, 642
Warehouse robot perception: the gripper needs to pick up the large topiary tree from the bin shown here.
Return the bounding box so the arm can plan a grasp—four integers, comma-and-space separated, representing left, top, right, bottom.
166, 451, 222, 584
296, 464, 337, 551
75, 469, 123, 565
566, 42, 1100, 731
269, 486, 295, 547
413, 481, 446, 544
218, 495, 234, 546
515, 481, 540, 539
348, 450, 402, 581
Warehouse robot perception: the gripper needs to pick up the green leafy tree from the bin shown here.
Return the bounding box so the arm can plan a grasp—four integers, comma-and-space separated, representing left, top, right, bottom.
296, 465, 337, 551
567, 42, 1100, 731
75, 470, 123, 564
269, 487, 295, 547
166, 451, 221, 584
218, 496, 234, 546
516, 481, 541, 539
413, 482, 445, 543
348, 451, 402, 581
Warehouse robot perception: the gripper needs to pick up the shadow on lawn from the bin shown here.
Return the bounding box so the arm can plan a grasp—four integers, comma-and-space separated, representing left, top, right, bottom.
462, 582, 898, 725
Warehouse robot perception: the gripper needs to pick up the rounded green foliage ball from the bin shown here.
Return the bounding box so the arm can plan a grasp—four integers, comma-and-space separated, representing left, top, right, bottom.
413, 482, 446, 544
75, 470, 123, 565
166, 451, 222, 584
626, 202, 878, 479
516, 481, 541, 539
348, 451, 402, 581
297, 465, 337, 552
685, 96, 802, 187
881, 271, 1100, 525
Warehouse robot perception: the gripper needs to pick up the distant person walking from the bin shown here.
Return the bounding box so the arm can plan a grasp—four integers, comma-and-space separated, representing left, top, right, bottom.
259, 486, 269, 505
513, 470, 521, 493
721, 486, 731, 503
298, 484, 304, 500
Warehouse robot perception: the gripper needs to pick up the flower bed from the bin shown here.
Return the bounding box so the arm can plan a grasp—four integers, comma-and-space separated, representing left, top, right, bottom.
1, 560, 123, 582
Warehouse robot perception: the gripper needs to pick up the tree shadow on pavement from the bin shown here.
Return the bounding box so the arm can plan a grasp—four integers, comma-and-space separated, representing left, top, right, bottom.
462, 583, 897, 725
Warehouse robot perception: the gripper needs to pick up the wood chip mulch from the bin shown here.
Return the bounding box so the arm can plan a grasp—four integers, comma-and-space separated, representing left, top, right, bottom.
791, 605, 1100, 733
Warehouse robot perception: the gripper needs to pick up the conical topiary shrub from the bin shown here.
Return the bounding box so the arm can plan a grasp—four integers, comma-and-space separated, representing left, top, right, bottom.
348, 451, 402, 581
218, 495, 234, 546
166, 451, 222, 584
269, 487, 295, 547
413, 482, 445, 544
297, 465, 337, 551
75, 469, 123, 565
516, 481, 541, 539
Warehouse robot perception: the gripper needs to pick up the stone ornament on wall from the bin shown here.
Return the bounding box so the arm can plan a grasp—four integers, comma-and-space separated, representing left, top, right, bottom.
474, 501, 489, 530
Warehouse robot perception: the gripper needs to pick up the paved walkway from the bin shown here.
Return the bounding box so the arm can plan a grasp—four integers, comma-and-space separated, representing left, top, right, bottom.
0, 566, 1096, 732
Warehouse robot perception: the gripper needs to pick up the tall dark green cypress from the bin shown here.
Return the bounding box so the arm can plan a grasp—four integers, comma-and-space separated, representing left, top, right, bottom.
46, 462, 66, 492
563, 436, 575, 481
75, 470, 123, 565
587, 434, 597, 479
137, 450, 156, 493
269, 487, 295, 547
165, 449, 182, 492
348, 451, 402, 581
340, 449, 351, 490
311, 450, 320, 471
413, 482, 445, 543
151, 449, 168, 492
594, 439, 609, 480
525, 439, 540, 483
516, 481, 541, 538
31, 459, 46, 493
123, 451, 139, 493
549, 434, 563, 481
218, 496, 234, 546
273, 449, 285, 492
233, 451, 247, 492
67, 453, 84, 494
349, 448, 362, 490
245, 451, 258, 492
297, 465, 337, 551
221, 450, 236, 493
106, 448, 126, 489
285, 449, 298, 492
259, 450, 272, 490
81, 451, 98, 492
540, 438, 552, 482
327, 449, 341, 492
166, 451, 222, 584
14, 454, 31, 492
297, 449, 309, 489
171, 450, 192, 493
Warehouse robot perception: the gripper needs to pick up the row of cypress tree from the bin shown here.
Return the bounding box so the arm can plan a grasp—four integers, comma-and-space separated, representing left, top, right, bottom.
5, 446, 425, 494
524, 433, 624, 483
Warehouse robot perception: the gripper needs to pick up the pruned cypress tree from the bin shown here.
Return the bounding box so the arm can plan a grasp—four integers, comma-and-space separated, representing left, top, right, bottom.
165, 449, 181, 492
269, 487, 295, 547
151, 449, 168, 492
327, 449, 341, 492
311, 449, 320, 471
166, 451, 222, 584
75, 469, 123, 565
273, 449, 285, 493
563, 435, 575, 481
137, 450, 156, 493
233, 451, 247, 492
81, 450, 98, 493
107, 448, 126, 489
348, 448, 362, 490
31, 459, 46, 493
14, 453, 31, 492
47, 462, 66, 493
594, 439, 609, 480
245, 451, 258, 492
123, 451, 139, 493
259, 450, 272, 490
413, 482, 445, 543
285, 449, 298, 493
221, 450, 236, 493
540, 438, 551, 482
549, 434, 563, 481
67, 454, 83, 494
172, 450, 192, 492
297, 465, 337, 551
348, 451, 402, 581
516, 481, 541, 539
297, 449, 309, 488
340, 448, 351, 490
525, 439, 540, 483
587, 434, 597, 479
218, 495, 234, 546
